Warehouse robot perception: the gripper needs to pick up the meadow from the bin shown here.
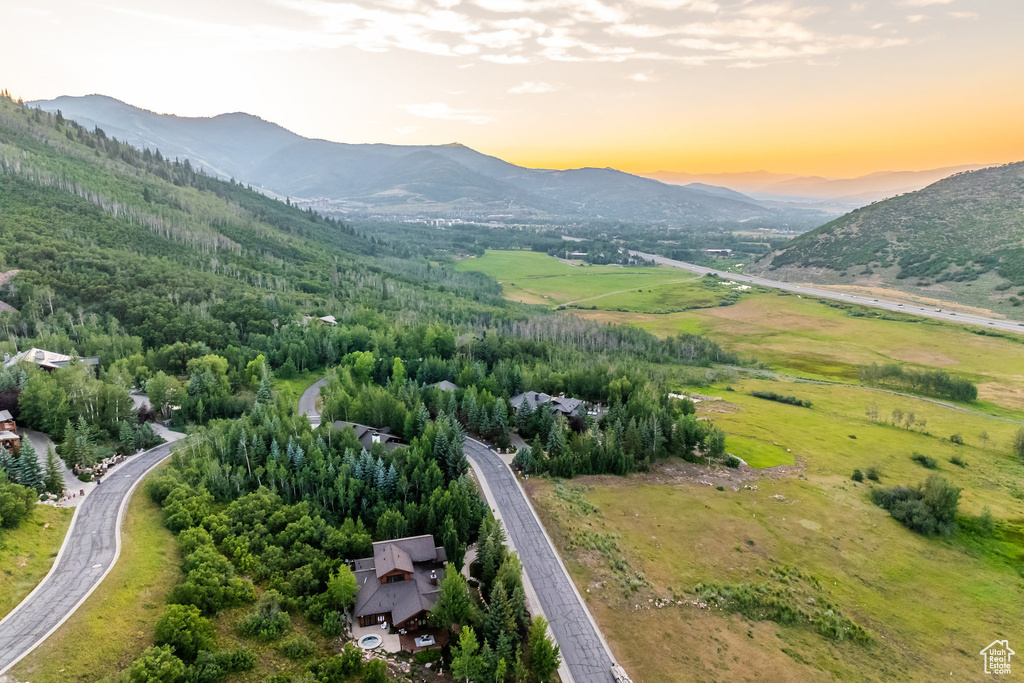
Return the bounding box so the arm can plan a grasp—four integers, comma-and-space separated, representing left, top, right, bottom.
527, 376, 1024, 681
461, 250, 1024, 681
454, 250, 754, 311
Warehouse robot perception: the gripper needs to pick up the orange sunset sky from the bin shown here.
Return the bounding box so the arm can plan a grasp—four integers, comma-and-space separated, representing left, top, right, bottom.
2, 0, 1021, 177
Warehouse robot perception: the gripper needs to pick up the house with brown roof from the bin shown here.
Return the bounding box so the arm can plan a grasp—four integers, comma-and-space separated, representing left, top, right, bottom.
352, 535, 447, 633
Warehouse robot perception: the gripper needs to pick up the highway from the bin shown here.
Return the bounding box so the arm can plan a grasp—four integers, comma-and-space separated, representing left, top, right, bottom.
631, 251, 1024, 334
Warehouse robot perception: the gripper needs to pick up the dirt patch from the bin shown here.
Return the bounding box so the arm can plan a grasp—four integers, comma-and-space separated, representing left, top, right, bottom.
976, 381, 1024, 412
0, 270, 19, 287
571, 457, 803, 490
887, 348, 958, 366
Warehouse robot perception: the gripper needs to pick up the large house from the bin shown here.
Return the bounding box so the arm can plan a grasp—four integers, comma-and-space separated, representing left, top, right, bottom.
0, 409, 19, 453
4, 348, 99, 372
352, 535, 447, 631
332, 421, 403, 451
510, 391, 584, 416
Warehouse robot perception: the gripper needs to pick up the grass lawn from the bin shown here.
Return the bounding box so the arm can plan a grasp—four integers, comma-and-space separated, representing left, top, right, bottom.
12, 470, 181, 683
0, 505, 73, 620
525, 379, 1024, 681
273, 370, 321, 408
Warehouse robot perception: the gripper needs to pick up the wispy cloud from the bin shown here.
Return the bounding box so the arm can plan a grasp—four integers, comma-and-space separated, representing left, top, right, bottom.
508, 81, 558, 93
97, 0, 934, 69
401, 102, 492, 124
947, 10, 979, 19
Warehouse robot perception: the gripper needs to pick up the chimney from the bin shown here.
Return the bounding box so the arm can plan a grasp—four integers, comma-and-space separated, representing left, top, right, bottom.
34, 349, 45, 361
429, 570, 437, 586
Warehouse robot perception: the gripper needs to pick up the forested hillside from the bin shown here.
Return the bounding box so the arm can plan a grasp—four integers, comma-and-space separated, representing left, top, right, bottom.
752, 162, 1024, 314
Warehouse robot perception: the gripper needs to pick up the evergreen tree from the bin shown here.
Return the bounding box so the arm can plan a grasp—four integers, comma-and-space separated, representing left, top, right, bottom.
255, 376, 273, 405
44, 445, 64, 495
0, 446, 16, 481
546, 420, 566, 460
17, 437, 43, 493
484, 580, 516, 647
119, 420, 136, 455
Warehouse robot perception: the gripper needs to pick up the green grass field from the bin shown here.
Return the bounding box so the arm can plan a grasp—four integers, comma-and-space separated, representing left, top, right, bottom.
527, 377, 1024, 681
0, 505, 73, 620
462, 250, 1024, 681
13, 473, 181, 683
455, 250, 752, 311
272, 370, 321, 409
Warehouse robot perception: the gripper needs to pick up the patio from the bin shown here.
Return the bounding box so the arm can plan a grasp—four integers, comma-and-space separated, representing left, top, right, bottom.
350, 620, 401, 654
399, 626, 448, 654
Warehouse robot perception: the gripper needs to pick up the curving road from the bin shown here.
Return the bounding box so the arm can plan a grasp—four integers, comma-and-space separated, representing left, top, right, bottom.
302, 380, 618, 683
0, 437, 180, 675
299, 378, 327, 425
631, 251, 1024, 334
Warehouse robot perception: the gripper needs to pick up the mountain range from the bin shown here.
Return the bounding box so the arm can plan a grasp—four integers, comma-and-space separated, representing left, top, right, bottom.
647, 164, 990, 205
29, 95, 828, 227
749, 161, 1024, 316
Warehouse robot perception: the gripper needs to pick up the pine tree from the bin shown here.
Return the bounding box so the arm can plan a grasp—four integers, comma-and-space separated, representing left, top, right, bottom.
0, 446, 16, 481
44, 445, 64, 495
119, 421, 136, 455
546, 420, 566, 460
255, 376, 273, 405
484, 579, 516, 647
17, 437, 43, 493
61, 418, 78, 466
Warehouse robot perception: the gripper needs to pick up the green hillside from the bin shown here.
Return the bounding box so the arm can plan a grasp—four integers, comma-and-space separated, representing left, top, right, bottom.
753, 161, 1024, 314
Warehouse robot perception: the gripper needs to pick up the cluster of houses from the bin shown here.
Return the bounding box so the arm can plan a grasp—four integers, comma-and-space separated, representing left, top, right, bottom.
510, 390, 585, 416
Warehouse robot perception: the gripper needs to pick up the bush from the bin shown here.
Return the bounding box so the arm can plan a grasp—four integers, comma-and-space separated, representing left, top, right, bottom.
750, 391, 812, 408
321, 610, 345, 638
128, 645, 186, 683
871, 474, 961, 536
950, 455, 968, 468
949, 433, 965, 445
851, 469, 864, 482
724, 455, 741, 468
910, 453, 938, 469
414, 649, 442, 665
154, 604, 216, 662
238, 590, 291, 641
363, 659, 389, 683
865, 466, 881, 482
278, 635, 316, 660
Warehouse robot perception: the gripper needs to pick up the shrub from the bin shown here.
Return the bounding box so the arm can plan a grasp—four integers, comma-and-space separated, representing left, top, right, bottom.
871, 474, 961, 536
279, 635, 316, 660
750, 391, 812, 408
950, 455, 967, 468
725, 455, 741, 468
154, 604, 216, 662
865, 466, 881, 482
716, 486, 725, 491
910, 453, 938, 469
321, 610, 345, 638
128, 645, 186, 683
949, 433, 965, 445
414, 649, 442, 665
363, 659, 389, 683
238, 590, 291, 641
851, 469, 864, 482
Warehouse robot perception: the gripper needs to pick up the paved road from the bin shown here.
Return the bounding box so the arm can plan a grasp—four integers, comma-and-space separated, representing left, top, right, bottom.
299, 378, 327, 425
631, 251, 1024, 334
0, 438, 180, 675
465, 439, 616, 683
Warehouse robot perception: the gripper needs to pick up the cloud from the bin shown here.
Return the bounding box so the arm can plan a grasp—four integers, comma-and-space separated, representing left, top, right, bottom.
629, 72, 656, 82
907, 14, 926, 22
401, 102, 492, 124
100, 0, 924, 70
508, 81, 558, 93
948, 10, 979, 19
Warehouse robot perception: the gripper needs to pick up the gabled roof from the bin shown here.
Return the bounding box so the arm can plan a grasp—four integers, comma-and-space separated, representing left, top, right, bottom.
0, 430, 20, 442
511, 391, 583, 415
4, 348, 99, 369
375, 543, 414, 579
0, 410, 13, 422
429, 380, 458, 392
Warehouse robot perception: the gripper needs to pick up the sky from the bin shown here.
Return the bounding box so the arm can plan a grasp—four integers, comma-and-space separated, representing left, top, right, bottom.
1, 0, 1022, 177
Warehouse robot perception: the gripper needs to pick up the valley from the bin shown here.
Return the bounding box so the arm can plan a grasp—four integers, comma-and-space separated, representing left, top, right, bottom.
459, 249, 1024, 681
